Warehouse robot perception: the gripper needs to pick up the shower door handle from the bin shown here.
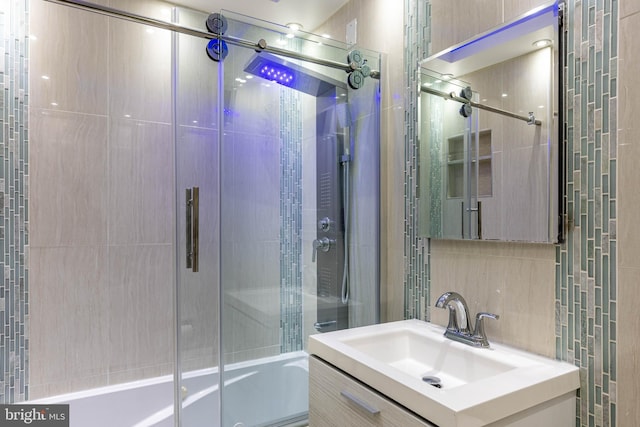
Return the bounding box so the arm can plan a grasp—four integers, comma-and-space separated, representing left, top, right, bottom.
186, 187, 199, 272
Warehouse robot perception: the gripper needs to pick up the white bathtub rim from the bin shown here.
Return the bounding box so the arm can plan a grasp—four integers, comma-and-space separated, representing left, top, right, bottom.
28, 351, 308, 405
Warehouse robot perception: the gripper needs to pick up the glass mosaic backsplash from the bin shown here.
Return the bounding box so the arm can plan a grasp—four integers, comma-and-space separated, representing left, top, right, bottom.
0, 0, 29, 404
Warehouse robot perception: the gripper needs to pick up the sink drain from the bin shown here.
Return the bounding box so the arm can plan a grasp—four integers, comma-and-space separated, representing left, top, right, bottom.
422, 375, 442, 388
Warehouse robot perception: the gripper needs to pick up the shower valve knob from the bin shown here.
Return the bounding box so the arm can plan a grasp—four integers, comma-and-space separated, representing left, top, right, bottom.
319, 217, 333, 232
311, 237, 334, 262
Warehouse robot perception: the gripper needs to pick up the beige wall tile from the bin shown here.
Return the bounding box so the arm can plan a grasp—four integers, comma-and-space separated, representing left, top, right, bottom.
430, 0, 502, 54
29, 246, 109, 397
617, 9, 640, 425
619, 0, 640, 19
29, 1, 108, 114
108, 119, 174, 245
30, 109, 108, 247
503, 0, 554, 22
617, 267, 640, 425
107, 244, 174, 376
430, 239, 556, 357
176, 31, 220, 129
108, 19, 172, 123
382, 104, 407, 322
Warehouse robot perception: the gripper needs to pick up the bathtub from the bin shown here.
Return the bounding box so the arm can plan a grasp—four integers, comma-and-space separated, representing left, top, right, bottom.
29, 351, 309, 427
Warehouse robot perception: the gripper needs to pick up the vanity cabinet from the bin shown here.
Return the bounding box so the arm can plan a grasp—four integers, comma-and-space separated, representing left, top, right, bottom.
309, 356, 437, 427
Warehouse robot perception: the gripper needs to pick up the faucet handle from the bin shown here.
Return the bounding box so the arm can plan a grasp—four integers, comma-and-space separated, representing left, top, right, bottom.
472, 312, 499, 347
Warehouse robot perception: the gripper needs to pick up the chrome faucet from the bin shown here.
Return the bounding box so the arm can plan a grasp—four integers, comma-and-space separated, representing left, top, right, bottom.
435, 291, 499, 348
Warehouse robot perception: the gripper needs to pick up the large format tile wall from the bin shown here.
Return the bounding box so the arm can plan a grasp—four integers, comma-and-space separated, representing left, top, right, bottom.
0, 0, 29, 404
405, 0, 624, 426
28, 0, 179, 398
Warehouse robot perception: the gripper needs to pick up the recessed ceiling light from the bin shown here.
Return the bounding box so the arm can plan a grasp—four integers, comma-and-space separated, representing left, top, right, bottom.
322, 34, 331, 39
286, 23, 303, 32
441, 74, 453, 80
501, 93, 508, 97
533, 39, 552, 48
286, 33, 295, 39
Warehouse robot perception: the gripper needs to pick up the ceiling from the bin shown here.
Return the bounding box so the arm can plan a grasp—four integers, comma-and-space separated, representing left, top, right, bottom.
170, 0, 349, 32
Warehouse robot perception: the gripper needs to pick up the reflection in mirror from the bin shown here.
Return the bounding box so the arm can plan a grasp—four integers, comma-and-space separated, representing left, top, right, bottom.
418, 2, 563, 243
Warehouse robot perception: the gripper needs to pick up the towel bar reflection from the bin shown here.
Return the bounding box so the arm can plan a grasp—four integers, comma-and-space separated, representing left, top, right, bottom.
186, 187, 199, 272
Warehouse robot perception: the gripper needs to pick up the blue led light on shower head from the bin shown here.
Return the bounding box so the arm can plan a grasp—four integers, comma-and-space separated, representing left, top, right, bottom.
244, 52, 345, 96
260, 65, 294, 86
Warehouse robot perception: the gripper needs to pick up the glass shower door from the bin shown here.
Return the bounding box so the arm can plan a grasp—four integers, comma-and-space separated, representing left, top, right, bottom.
218, 13, 381, 427
174, 7, 221, 426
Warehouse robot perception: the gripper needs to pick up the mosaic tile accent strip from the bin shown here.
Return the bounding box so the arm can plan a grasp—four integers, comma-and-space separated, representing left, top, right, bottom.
555, 0, 617, 425
279, 86, 303, 353
0, 0, 29, 404
404, 0, 431, 321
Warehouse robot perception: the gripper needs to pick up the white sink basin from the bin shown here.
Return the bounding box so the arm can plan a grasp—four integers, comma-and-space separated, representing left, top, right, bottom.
308, 319, 579, 427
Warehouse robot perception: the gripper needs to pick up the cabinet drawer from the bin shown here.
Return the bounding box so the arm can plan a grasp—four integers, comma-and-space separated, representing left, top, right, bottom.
309, 356, 437, 427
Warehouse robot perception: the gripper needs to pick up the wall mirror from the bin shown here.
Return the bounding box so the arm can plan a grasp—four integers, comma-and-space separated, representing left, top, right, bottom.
417, 2, 564, 243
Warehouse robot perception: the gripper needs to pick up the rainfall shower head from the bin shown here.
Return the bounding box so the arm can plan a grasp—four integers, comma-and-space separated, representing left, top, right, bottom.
244, 52, 345, 97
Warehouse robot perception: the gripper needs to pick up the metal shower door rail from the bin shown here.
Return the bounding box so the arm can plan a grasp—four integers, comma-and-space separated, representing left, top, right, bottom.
421, 86, 542, 125
44, 0, 380, 78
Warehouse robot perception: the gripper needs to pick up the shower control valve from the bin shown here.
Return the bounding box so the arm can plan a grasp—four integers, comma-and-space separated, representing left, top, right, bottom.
318, 217, 333, 232
312, 237, 335, 262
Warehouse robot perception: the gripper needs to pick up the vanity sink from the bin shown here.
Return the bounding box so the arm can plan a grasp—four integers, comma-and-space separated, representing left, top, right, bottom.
308, 319, 580, 427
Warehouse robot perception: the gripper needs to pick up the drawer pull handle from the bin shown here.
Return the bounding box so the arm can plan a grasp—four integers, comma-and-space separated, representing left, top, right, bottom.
340, 390, 380, 416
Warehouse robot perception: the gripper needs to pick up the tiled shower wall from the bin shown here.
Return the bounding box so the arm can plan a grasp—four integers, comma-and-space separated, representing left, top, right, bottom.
405, 0, 620, 426
0, 0, 28, 404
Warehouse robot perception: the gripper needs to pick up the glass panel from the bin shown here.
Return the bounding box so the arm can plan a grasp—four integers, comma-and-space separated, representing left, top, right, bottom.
174, 6, 221, 427
219, 13, 381, 427
28, 1, 176, 425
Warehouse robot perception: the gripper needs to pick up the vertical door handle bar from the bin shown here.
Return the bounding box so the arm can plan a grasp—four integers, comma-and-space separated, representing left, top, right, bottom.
460, 201, 464, 239
185, 187, 200, 272
477, 201, 482, 240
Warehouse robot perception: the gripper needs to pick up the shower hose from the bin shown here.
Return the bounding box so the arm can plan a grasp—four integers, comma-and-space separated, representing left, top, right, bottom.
341, 157, 350, 304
